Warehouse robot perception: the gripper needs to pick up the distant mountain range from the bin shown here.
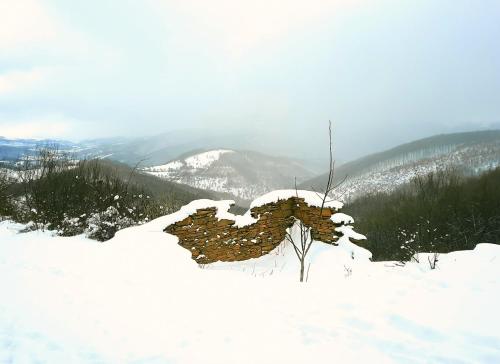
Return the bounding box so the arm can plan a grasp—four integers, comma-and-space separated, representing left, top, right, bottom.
143, 149, 314, 203
300, 130, 500, 202
77, 129, 325, 171
2, 130, 499, 205
0, 137, 81, 162
0, 136, 315, 206
0, 129, 323, 169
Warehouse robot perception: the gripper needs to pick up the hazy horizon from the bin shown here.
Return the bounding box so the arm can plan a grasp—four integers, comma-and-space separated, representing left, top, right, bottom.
1, 0, 499, 161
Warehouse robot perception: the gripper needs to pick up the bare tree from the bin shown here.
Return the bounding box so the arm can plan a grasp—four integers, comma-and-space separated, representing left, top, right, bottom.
428, 252, 439, 270
0, 168, 13, 218
285, 121, 340, 282
0, 169, 9, 196
285, 188, 314, 282
16, 145, 71, 228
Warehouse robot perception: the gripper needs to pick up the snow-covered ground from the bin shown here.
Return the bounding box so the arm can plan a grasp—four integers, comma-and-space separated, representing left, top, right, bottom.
1, 217, 499, 363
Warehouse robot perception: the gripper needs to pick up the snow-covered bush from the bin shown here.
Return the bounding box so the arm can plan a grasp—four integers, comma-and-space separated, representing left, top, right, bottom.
12, 148, 179, 241
57, 215, 86, 236
86, 206, 136, 241
398, 229, 420, 264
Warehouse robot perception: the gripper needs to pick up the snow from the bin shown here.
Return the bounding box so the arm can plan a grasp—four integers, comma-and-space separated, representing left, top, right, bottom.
154, 192, 350, 229
145, 150, 234, 175
1, 217, 499, 364
333, 140, 500, 202
331, 212, 354, 225
336, 225, 367, 243
146, 160, 183, 172
151, 198, 257, 228
184, 149, 233, 169
250, 190, 344, 210
0, 168, 21, 181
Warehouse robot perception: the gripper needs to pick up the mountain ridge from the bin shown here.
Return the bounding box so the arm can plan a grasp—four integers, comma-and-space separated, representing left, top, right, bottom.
301, 130, 500, 201
143, 148, 315, 203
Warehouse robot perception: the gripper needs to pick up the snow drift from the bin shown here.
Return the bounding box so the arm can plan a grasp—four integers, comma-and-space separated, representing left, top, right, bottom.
0, 202, 499, 363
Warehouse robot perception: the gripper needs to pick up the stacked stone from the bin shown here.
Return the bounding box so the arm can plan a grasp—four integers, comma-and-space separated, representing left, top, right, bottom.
164, 197, 345, 264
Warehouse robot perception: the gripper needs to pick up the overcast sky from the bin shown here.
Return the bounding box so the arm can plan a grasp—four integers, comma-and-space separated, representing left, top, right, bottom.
0, 0, 499, 158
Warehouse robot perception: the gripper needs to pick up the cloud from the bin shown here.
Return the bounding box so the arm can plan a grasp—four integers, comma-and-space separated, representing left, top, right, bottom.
0, 115, 72, 139
0, 67, 50, 96
0, 0, 58, 49
0, 0, 498, 158
0, 0, 103, 64
153, 0, 360, 62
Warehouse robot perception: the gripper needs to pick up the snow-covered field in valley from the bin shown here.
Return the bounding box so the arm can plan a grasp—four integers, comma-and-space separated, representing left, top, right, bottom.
1, 217, 499, 364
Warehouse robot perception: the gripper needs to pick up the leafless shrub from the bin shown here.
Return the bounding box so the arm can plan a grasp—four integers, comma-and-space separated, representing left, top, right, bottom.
286, 121, 341, 282
428, 252, 439, 270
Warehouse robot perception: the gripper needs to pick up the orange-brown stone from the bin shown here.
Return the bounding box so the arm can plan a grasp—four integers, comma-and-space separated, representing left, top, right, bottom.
164, 197, 348, 264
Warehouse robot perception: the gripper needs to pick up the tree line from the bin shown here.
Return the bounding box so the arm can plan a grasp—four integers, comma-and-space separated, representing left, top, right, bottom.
0, 147, 187, 241
344, 167, 500, 262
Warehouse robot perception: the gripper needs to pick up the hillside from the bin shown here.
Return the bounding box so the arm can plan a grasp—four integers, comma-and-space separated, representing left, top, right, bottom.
96, 159, 219, 201
143, 149, 315, 202
344, 167, 500, 261
301, 130, 500, 201
1, 156, 213, 204
99, 159, 248, 212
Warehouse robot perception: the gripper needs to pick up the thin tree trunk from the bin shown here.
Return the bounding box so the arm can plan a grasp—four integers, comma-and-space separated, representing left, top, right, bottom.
300, 258, 305, 282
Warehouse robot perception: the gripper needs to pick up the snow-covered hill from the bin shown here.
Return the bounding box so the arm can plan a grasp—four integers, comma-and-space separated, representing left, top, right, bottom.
334, 140, 500, 201
143, 149, 314, 202
302, 130, 500, 202
1, 211, 499, 363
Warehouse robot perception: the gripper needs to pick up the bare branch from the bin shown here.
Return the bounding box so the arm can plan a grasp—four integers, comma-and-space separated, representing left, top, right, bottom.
286, 120, 339, 282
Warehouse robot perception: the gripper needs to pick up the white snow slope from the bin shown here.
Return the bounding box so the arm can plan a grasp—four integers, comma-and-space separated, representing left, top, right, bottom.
332, 141, 500, 202
1, 215, 499, 363
143, 149, 314, 202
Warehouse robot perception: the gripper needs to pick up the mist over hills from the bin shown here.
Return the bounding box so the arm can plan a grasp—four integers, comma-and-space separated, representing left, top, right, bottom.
77, 129, 326, 172
143, 149, 314, 203
2, 129, 499, 206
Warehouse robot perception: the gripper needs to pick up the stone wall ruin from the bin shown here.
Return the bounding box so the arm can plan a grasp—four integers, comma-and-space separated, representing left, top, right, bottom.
164, 196, 360, 264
